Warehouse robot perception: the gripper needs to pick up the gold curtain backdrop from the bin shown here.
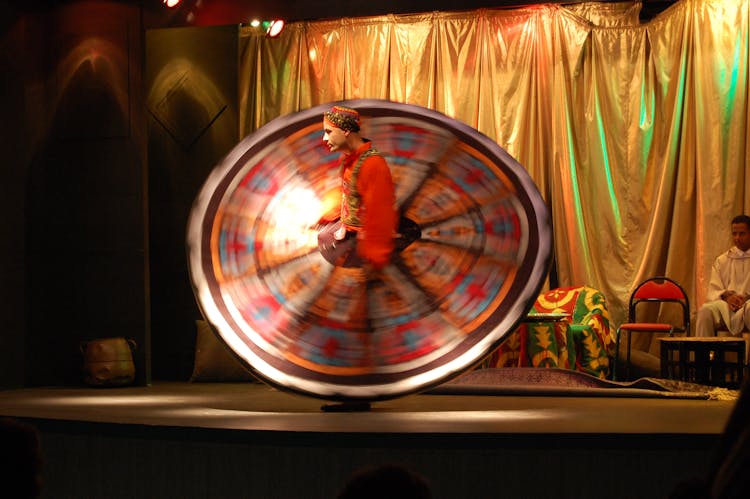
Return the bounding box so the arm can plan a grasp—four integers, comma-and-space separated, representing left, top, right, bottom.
238, 0, 750, 353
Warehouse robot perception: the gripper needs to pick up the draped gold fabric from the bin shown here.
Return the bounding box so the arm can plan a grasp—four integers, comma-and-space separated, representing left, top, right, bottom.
239, 0, 750, 352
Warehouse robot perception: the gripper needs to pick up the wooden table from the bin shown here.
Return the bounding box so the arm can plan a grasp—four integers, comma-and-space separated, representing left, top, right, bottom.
659, 336, 746, 388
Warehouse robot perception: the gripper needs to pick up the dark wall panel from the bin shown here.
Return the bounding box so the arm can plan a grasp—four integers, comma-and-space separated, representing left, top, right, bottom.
21, 1, 149, 386
0, 7, 32, 388
146, 25, 239, 380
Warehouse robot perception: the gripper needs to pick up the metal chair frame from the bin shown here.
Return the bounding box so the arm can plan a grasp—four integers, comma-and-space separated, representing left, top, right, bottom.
614, 276, 690, 381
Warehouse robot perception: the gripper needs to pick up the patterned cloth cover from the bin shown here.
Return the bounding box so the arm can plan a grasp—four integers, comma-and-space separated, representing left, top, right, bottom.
482, 286, 613, 379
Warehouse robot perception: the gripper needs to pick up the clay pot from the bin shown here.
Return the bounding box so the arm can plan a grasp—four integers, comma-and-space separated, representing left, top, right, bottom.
81, 337, 137, 387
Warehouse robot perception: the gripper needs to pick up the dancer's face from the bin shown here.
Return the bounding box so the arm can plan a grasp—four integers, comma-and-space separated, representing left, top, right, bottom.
323, 123, 348, 152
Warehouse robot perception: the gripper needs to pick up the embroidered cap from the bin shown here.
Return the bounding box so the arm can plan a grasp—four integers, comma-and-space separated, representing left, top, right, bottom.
323, 105, 361, 132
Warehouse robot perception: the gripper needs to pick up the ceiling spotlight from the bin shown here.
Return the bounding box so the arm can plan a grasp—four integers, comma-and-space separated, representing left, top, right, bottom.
263, 19, 285, 38
163, 0, 181, 7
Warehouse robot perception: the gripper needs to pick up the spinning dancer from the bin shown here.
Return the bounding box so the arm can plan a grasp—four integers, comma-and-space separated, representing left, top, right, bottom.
318, 105, 398, 412
319, 105, 397, 275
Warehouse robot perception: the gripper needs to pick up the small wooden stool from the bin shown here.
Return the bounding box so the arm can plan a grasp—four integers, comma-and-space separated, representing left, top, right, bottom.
659, 337, 745, 388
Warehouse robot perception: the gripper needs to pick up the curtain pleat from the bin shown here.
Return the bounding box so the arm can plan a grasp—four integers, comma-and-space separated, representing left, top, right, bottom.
389, 13, 439, 107
237, 0, 750, 349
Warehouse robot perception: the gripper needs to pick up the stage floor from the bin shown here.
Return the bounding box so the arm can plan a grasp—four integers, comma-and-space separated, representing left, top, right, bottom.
0, 381, 740, 499
0, 380, 737, 435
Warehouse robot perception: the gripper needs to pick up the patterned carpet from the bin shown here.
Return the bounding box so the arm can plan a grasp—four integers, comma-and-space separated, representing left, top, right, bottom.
428, 368, 739, 400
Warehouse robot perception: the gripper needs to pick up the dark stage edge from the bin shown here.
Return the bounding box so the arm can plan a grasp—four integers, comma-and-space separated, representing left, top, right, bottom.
0, 381, 737, 499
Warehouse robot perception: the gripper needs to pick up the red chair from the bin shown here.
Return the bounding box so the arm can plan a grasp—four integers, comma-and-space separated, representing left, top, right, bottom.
614, 276, 690, 381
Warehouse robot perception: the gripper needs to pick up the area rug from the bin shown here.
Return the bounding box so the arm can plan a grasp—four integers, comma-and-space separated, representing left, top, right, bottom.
426, 368, 738, 400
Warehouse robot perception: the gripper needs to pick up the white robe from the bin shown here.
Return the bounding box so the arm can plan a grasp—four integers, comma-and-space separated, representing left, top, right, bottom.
700, 246, 750, 335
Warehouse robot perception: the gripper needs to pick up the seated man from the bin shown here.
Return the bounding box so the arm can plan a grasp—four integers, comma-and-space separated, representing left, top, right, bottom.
696, 214, 750, 337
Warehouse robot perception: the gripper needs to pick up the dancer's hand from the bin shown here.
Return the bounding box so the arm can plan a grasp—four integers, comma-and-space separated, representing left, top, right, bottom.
334, 225, 347, 240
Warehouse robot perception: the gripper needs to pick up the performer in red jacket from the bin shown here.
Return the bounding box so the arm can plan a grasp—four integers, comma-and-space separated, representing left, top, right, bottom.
321, 105, 397, 272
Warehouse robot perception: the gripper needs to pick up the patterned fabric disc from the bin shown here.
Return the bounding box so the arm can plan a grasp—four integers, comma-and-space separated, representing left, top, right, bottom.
187, 99, 551, 401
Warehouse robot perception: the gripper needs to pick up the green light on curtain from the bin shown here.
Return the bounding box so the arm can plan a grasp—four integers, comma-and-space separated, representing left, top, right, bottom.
565, 118, 591, 265
594, 102, 622, 230
639, 80, 654, 168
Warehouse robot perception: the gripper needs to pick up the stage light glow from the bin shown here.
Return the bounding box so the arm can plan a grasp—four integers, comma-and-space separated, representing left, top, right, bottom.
22, 394, 198, 407
163, 0, 181, 7
396, 410, 556, 423
247, 19, 286, 37
264, 19, 285, 37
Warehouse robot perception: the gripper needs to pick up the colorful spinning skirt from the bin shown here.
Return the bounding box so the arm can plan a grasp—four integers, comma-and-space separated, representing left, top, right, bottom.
187, 99, 551, 401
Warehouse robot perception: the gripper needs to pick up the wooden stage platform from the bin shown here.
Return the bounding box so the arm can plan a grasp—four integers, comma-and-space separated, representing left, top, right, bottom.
0, 381, 738, 499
